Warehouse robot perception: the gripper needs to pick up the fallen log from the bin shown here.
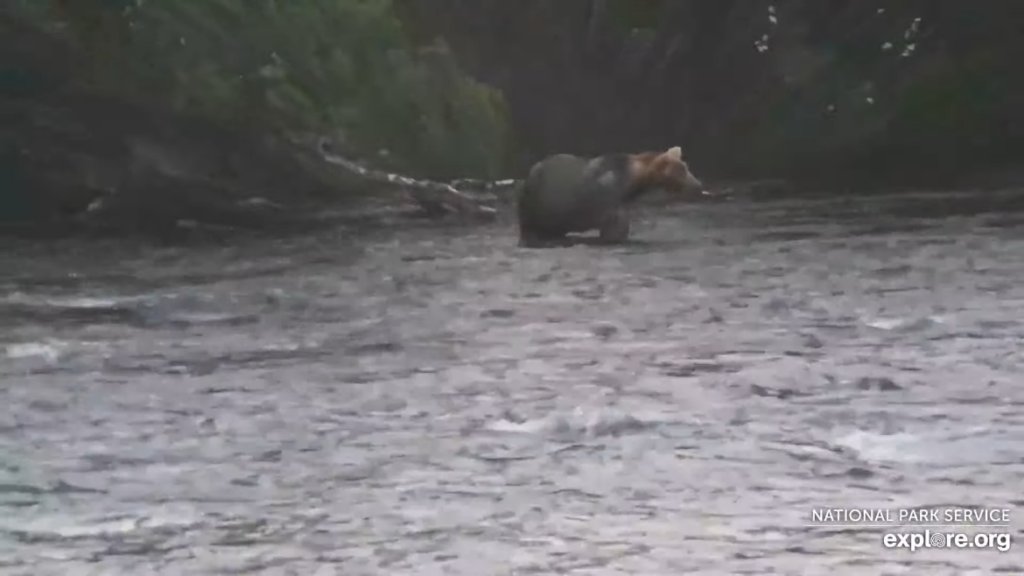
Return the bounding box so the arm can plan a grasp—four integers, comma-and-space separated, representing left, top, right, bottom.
312, 137, 516, 221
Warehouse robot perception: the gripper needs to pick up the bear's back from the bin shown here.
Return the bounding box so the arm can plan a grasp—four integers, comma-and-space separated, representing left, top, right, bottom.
529, 154, 590, 190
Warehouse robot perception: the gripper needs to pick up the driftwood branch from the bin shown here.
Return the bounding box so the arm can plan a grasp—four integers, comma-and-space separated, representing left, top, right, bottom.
314, 137, 516, 220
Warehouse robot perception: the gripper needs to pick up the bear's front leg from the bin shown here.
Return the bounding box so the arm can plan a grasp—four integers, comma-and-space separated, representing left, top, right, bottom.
598, 209, 631, 244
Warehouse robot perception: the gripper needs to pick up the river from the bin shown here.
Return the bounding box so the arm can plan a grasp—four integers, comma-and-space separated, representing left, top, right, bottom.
1, 189, 1022, 575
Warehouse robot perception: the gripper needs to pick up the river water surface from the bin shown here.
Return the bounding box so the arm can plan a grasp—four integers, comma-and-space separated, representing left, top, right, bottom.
1, 189, 1023, 575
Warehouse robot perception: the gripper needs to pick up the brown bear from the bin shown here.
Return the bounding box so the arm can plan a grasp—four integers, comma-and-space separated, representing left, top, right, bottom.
515, 146, 704, 248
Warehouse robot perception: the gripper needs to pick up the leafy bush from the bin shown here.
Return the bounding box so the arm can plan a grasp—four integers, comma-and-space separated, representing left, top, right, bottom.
25, 0, 512, 180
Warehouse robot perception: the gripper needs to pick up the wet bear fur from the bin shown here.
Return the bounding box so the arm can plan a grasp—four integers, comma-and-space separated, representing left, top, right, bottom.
516, 146, 703, 248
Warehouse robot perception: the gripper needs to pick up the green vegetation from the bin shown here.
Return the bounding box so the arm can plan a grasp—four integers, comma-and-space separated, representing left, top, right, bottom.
17, 0, 512, 181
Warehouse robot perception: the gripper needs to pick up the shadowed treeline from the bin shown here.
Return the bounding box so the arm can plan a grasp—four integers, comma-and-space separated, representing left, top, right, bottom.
399, 0, 1024, 189
2, 0, 1023, 236
1, 0, 510, 234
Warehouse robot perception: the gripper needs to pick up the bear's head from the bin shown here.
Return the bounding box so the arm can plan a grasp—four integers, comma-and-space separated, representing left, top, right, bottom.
629, 146, 703, 196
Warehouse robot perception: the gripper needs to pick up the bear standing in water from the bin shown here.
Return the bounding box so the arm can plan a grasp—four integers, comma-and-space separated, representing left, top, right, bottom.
515, 146, 704, 248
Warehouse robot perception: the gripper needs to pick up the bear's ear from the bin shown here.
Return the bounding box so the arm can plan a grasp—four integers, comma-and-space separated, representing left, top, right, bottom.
664, 146, 682, 160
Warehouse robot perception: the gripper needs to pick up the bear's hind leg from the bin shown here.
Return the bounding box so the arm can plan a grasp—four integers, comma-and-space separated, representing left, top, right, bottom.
519, 227, 568, 248
518, 230, 545, 248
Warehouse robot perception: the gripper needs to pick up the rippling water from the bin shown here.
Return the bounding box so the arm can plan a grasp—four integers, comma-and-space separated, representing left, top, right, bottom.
1, 190, 1023, 575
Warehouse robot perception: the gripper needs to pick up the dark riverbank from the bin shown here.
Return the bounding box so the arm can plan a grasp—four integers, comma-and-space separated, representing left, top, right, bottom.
6, 0, 1024, 239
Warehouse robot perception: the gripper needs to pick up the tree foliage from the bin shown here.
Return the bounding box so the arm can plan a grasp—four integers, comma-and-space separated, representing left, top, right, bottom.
406, 0, 1024, 187
19, 0, 512, 180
